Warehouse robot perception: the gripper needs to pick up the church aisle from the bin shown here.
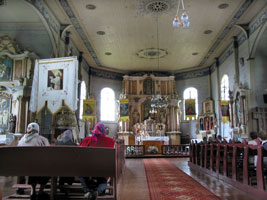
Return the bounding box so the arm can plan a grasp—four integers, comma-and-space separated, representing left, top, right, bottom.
118, 159, 150, 200
119, 158, 256, 200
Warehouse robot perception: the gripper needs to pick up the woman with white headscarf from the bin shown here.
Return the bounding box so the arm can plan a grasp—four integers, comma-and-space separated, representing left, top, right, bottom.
17, 122, 50, 200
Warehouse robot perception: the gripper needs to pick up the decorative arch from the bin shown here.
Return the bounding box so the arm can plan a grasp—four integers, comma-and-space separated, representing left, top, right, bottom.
24, 1, 57, 56
250, 20, 267, 58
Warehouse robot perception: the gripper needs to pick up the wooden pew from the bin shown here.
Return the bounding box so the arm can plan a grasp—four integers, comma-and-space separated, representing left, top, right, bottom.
243, 139, 265, 190
189, 139, 267, 199
0, 145, 125, 200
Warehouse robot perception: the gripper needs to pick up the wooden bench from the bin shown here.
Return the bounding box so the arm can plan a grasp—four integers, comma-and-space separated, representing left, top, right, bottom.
0, 144, 125, 200
189, 139, 267, 199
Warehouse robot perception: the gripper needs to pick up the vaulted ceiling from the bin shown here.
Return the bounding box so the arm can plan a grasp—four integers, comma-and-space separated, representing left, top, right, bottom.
1, 0, 266, 73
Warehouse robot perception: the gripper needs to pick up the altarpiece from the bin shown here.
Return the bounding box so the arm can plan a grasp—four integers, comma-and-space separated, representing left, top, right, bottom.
118, 74, 181, 150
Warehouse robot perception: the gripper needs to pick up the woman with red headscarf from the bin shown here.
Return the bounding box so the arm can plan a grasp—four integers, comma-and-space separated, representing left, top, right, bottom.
79, 123, 115, 200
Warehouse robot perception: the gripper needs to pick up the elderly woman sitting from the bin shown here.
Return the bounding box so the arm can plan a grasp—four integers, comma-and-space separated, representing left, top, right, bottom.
79, 123, 115, 200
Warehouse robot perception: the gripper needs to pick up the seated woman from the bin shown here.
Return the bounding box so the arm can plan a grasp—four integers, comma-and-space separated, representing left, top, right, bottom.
79, 123, 115, 200
55, 130, 77, 192
18, 122, 50, 200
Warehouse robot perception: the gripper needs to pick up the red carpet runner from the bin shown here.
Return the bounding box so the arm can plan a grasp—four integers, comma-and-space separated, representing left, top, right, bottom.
143, 159, 220, 200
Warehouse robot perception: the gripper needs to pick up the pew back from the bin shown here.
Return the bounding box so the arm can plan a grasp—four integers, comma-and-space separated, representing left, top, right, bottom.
0, 146, 116, 177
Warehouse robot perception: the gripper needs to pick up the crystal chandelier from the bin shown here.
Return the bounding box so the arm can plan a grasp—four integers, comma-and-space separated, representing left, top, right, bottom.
148, 14, 169, 114
173, 0, 190, 28
149, 94, 169, 114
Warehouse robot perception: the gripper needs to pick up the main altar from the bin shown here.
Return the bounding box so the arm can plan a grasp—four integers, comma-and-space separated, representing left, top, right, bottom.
117, 74, 181, 153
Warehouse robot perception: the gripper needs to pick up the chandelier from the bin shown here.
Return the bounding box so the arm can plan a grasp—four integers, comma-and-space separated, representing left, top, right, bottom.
147, 12, 169, 114
149, 94, 169, 114
173, 0, 190, 28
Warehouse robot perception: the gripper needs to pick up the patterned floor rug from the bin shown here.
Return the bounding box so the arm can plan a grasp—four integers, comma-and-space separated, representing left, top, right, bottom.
143, 158, 221, 200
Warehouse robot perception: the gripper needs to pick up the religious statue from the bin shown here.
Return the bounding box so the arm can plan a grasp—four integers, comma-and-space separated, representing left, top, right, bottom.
8, 114, 16, 133
200, 118, 204, 130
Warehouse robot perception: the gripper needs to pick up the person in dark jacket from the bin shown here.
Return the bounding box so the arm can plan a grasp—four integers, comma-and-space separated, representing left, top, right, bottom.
55, 130, 77, 192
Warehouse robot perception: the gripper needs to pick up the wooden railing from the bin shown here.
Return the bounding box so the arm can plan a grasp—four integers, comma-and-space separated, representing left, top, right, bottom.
125, 144, 190, 157
162, 145, 189, 156
125, 145, 145, 157
189, 139, 267, 199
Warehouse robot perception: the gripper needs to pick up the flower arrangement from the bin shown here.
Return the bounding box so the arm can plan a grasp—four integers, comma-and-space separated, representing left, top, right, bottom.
147, 146, 159, 154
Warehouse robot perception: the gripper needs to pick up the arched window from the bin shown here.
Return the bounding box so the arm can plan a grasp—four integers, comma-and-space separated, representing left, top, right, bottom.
101, 88, 115, 121
221, 74, 229, 100
183, 87, 198, 120
79, 81, 86, 119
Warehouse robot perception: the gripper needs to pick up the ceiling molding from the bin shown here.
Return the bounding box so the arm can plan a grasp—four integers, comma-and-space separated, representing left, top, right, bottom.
175, 68, 210, 81
91, 68, 123, 81
198, 0, 254, 67
24, 0, 57, 57
26, 0, 61, 33
0, 22, 45, 31
58, 0, 102, 67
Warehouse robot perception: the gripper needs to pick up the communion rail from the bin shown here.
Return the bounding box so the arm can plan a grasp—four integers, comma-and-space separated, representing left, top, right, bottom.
125, 144, 189, 157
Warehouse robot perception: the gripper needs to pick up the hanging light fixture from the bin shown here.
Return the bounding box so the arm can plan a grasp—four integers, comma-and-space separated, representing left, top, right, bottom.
149, 14, 168, 114
173, 0, 190, 29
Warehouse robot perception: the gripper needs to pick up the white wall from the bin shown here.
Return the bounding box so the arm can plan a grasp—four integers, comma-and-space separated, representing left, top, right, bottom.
252, 28, 267, 107
90, 75, 122, 138
176, 75, 209, 139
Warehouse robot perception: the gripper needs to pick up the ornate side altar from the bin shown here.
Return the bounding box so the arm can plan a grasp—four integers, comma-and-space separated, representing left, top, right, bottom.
196, 98, 217, 139
118, 74, 181, 147
0, 35, 37, 134
230, 83, 249, 137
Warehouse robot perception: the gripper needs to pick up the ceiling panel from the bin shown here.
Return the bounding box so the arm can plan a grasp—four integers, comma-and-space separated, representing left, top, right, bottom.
44, 0, 266, 72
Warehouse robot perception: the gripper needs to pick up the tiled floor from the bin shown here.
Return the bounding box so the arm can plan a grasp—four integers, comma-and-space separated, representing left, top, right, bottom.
0, 158, 259, 200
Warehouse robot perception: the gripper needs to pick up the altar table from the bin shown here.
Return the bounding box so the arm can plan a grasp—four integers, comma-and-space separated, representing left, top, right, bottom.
136, 136, 169, 154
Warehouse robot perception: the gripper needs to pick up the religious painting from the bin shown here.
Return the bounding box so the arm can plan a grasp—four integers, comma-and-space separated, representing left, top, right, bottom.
0, 97, 10, 130
83, 99, 95, 121
30, 57, 78, 115
220, 100, 230, 123
0, 56, 13, 81
185, 99, 196, 120
47, 69, 63, 90
143, 78, 153, 95
120, 99, 129, 121
203, 99, 213, 114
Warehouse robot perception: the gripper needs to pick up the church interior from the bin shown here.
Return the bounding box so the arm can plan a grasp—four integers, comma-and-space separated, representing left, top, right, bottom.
0, 0, 267, 199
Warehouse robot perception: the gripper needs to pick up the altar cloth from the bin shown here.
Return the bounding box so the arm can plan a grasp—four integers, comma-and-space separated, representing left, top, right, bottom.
136, 136, 169, 145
